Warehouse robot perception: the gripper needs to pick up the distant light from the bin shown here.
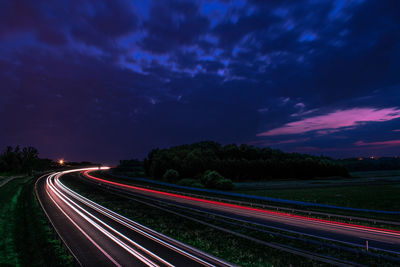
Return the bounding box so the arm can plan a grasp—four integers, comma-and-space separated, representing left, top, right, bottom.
59, 159, 64, 165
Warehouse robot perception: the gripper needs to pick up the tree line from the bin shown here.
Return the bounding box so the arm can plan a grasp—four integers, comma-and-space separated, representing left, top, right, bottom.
142, 141, 349, 182
0, 146, 54, 175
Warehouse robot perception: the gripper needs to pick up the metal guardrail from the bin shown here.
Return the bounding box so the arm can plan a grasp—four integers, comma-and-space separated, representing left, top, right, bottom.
106, 173, 400, 226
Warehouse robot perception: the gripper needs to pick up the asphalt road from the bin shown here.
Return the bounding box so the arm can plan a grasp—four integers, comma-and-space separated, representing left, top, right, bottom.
35, 168, 233, 267
82, 170, 400, 255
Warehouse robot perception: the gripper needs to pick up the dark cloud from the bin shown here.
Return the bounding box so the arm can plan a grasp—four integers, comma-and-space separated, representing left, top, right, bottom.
139, 0, 210, 53
70, 0, 138, 51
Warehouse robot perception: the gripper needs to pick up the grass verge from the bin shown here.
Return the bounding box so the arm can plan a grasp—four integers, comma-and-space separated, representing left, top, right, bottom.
0, 175, 74, 266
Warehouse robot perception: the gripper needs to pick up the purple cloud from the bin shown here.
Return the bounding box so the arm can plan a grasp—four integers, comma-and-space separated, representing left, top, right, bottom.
355, 140, 400, 147
258, 107, 400, 136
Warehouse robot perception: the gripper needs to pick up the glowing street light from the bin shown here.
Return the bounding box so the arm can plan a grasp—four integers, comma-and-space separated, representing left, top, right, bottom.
58, 159, 64, 165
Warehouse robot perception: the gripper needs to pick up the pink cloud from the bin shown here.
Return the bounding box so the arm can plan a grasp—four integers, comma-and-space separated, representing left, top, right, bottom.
258, 107, 400, 137
355, 140, 400, 147
291, 108, 319, 117
393, 129, 400, 132
247, 138, 310, 146
262, 138, 310, 146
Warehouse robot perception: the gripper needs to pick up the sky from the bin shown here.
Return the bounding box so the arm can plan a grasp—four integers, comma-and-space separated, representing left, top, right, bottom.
0, 0, 399, 164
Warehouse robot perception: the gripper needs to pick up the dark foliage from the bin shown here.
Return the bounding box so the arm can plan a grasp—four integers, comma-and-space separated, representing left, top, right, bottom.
143, 141, 349, 181
339, 157, 400, 172
0, 146, 55, 174
201, 170, 234, 190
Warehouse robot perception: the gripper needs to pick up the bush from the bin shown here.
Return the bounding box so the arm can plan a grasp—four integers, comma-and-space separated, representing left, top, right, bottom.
177, 178, 204, 188
201, 170, 234, 190
163, 169, 180, 182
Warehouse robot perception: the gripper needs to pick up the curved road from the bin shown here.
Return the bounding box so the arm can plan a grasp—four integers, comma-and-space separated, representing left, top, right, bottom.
35, 168, 233, 267
82, 170, 400, 255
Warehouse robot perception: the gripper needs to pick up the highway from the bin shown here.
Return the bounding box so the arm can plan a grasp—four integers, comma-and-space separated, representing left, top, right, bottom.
35, 168, 233, 267
81, 170, 400, 255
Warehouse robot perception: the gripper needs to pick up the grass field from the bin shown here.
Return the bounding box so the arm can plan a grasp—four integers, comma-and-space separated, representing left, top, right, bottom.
233, 170, 400, 212
0, 175, 74, 266
350, 169, 400, 178
235, 184, 400, 211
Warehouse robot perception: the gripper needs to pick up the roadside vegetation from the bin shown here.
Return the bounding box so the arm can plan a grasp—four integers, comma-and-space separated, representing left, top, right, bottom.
0, 175, 74, 266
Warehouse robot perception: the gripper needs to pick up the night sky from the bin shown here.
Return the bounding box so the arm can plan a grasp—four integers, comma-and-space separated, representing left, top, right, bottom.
1, 0, 399, 164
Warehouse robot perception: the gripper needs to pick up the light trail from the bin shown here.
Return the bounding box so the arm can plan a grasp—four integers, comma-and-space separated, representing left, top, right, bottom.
46, 173, 161, 267
54, 175, 219, 267
44, 174, 122, 267
83, 170, 400, 238
42, 168, 230, 267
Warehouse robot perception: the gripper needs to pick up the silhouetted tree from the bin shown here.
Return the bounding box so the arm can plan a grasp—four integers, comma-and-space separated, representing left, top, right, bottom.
0, 146, 44, 174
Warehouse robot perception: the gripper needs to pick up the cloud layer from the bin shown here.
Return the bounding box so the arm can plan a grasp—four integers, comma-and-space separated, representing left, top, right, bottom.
1, 0, 400, 162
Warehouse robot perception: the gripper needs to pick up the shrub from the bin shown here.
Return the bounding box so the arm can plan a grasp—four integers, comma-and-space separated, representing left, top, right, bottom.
201, 170, 234, 190
163, 169, 180, 182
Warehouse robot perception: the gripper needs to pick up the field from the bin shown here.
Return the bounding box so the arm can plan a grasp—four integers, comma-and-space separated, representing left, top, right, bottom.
234, 170, 400, 212
236, 184, 400, 211
0, 175, 73, 266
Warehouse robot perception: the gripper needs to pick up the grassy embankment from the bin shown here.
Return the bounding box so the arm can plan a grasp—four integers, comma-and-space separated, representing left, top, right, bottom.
62, 173, 399, 267
0, 175, 74, 266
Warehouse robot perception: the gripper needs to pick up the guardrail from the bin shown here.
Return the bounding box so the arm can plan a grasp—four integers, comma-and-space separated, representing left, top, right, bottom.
105, 173, 400, 226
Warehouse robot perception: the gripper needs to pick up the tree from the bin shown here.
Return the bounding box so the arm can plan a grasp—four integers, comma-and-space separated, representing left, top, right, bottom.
0, 146, 44, 174
21, 146, 39, 175
201, 170, 234, 190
